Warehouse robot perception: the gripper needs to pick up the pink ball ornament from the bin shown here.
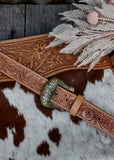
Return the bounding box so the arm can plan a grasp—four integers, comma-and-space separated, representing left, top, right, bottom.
108, 0, 114, 5
87, 11, 98, 25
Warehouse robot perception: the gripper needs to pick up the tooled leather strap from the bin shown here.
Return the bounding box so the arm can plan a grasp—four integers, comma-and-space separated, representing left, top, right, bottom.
0, 51, 113, 138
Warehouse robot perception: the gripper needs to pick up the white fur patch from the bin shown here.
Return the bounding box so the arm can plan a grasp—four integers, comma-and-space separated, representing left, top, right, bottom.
0, 69, 114, 160
84, 69, 114, 115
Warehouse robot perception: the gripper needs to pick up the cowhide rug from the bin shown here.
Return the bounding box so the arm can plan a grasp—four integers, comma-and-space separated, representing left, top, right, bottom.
0, 69, 114, 160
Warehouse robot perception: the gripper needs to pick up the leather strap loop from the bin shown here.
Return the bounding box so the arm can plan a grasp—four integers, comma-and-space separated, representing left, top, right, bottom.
69, 95, 85, 116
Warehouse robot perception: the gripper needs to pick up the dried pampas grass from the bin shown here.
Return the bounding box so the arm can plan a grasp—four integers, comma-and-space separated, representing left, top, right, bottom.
47, 0, 114, 71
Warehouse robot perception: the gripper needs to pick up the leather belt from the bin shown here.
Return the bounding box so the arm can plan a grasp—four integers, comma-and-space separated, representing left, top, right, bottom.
0, 51, 114, 138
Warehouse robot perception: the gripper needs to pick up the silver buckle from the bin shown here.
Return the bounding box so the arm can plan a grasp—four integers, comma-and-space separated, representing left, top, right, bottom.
40, 78, 75, 111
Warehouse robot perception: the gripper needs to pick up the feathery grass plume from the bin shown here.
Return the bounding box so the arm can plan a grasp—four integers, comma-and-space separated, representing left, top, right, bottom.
46, 0, 114, 71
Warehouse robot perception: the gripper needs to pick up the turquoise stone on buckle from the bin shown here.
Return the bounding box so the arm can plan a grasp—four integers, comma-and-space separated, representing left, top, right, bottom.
40, 78, 75, 111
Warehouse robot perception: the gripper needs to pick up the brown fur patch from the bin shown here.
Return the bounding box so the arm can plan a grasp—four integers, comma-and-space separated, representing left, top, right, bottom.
37, 141, 50, 156
55, 70, 104, 95
70, 115, 81, 124
0, 91, 26, 147
48, 128, 61, 146
0, 81, 15, 90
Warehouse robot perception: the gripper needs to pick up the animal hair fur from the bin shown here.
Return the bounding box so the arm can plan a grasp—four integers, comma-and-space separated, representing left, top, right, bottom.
0, 69, 114, 160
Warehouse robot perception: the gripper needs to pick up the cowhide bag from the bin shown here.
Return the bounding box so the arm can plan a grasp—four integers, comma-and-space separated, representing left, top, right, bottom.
0, 34, 114, 160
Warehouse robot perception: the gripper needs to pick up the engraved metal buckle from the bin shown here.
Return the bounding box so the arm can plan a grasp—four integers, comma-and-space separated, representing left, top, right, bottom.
40, 78, 75, 111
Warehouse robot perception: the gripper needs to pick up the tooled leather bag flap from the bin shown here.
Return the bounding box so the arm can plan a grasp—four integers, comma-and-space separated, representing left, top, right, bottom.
0, 33, 111, 82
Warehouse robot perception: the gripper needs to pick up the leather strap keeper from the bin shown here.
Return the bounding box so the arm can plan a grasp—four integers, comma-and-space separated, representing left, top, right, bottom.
69, 95, 85, 116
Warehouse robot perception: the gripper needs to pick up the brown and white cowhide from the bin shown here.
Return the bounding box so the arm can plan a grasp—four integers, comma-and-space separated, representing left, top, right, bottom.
0, 69, 114, 160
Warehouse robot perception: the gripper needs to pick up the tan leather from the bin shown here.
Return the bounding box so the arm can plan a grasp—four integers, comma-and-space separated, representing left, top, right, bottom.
110, 55, 114, 74
69, 95, 85, 116
0, 51, 113, 138
0, 34, 112, 83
